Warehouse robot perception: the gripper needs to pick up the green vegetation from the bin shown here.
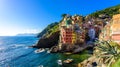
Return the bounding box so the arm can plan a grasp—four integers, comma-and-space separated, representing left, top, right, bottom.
44, 23, 59, 37
89, 4, 120, 18
58, 50, 91, 67
37, 22, 59, 38
62, 51, 91, 63
112, 59, 120, 67
94, 40, 120, 67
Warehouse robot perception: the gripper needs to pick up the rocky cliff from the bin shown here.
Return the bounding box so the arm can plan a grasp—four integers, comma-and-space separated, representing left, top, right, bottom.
34, 31, 60, 48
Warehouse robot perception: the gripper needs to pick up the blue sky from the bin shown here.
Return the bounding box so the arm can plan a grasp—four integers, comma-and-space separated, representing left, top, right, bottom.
0, 0, 120, 36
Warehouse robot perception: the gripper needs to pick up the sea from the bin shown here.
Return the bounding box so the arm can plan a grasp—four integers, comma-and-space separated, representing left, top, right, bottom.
0, 36, 90, 67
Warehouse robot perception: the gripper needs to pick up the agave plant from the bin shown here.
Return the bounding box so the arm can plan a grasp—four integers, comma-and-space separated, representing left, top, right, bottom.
94, 40, 120, 67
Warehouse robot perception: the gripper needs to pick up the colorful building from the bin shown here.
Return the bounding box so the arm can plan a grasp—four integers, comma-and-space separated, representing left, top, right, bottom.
60, 26, 76, 44
99, 14, 120, 44
76, 31, 85, 44
99, 21, 111, 40
110, 14, 120, 44
72, 32, 76, 44
59, 14, 85, 45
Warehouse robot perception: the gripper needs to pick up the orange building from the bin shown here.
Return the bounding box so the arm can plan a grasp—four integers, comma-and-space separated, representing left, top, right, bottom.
110, 14, 120, 44
99, 14, 120, 44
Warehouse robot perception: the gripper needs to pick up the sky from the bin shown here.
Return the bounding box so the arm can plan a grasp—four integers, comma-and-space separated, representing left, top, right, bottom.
0, 0, 120, 36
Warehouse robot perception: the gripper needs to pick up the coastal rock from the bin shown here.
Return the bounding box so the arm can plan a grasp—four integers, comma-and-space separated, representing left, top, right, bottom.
73, 44, 94, 53
33, 31, 60, 48
60, 44, 74, 52
78, 55, 107, 67
59, 43, 94, 53
50, 46, 59, 53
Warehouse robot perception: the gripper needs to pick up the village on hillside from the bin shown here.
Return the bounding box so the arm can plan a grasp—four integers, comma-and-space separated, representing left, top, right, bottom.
34, 13, 120, 67
31, 4, 120, 67
58, 14, 120, 47
57, 14, 120, 67
58, 14, 109, 51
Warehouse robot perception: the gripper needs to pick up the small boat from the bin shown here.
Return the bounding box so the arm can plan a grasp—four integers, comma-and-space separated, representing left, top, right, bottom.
47, 50, 51, 53
34, 48, 45, 53
64, 52, 72, 55
63, 59, 73, 64
38, 65, 43, 67
57, 60, 62, 65
46, 48, 51, 53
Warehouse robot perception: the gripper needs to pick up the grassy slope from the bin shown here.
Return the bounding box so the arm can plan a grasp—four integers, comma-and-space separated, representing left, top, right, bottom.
89, 4, 120, 17
37, 22, 59, 38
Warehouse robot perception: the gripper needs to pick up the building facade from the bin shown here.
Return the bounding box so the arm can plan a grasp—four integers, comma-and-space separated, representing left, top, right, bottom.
99, 14, 120, 44
61, 26, 75, 44
111, 14, 120, 44
59, 14, 85, 45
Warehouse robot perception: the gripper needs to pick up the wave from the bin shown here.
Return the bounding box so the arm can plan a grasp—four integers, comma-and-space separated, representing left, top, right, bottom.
0, 44, 26, 53
11, 44, 25, 48
10, 51, 33, 62
0, 47, 5, 51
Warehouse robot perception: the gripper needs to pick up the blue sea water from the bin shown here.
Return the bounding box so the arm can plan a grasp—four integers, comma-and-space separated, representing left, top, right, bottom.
0, 36, 89, 67
0, 36, 62, 67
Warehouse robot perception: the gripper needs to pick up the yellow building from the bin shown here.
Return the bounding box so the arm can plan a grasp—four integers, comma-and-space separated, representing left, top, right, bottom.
72, 32, 76, 44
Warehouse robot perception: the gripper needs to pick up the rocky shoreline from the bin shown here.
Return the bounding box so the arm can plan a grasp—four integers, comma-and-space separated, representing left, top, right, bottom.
31, 39, 95, 53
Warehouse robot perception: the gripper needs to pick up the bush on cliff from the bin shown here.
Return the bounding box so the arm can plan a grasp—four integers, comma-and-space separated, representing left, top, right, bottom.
89, 5, 120, 18
37, 22, 59, 38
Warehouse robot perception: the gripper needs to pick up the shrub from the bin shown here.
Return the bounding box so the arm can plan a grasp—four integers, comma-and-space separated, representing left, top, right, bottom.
94, 40, 120, 67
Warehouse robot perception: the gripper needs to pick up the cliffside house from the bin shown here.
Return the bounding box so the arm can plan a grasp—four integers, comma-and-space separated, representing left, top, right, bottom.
60, 15, 76, 45
111, 14, 120, 44
59, 14, 85, 45
60, 26, 76, 44
99, 14, 120, 44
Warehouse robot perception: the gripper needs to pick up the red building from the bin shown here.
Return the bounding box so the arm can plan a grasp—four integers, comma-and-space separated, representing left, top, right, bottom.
61, 26, 73, 44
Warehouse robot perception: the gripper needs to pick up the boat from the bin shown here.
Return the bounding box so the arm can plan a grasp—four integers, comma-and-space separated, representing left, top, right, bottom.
34, 48, 45, 53
63, 59, 73, 64
57, 60, 62, 65
38, 65, 43, 67
47, 50, 51, 53
64, 52, 72, 55
45, 48, 51, 53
